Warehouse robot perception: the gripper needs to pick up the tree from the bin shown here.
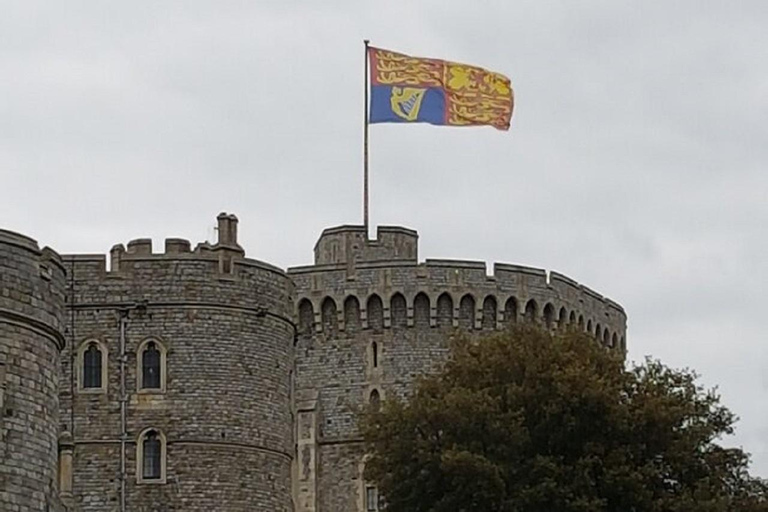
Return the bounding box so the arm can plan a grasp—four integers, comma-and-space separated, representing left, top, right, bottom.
359, 326, 768, 512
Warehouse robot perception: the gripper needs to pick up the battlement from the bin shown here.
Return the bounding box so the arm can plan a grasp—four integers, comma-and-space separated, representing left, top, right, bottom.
314, 225, 418, 265
61, 213, 284, 278
0, 229, 65, 272
60, 214, 292, 320
289, 252, 627, 350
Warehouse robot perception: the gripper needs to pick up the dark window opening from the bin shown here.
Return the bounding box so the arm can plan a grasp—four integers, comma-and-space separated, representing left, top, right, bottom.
142, 342, 161, 389
524, 300, 537, 323
372, 342, 378, 368
143, 432, 161, 480
83, 344, 102, 388
369, 389, 381, 412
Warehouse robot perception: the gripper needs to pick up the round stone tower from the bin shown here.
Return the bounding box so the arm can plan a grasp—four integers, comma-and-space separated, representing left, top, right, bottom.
0, 229, 66, 511
288, 225, 627, 512
61, 214, 295, 511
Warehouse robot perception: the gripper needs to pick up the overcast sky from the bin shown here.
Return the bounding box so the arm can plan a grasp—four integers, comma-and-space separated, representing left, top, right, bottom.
2, 1, 766, 475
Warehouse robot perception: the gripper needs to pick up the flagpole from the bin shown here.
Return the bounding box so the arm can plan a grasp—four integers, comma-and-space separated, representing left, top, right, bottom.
363, 39, 370, 233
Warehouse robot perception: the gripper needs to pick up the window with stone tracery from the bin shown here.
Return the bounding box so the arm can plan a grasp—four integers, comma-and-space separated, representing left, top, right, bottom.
143, 432, 161, 479
83, 344, 102, 388
137, 338, 167, 393
77, 339, 108, 393
137, 428, 166, 484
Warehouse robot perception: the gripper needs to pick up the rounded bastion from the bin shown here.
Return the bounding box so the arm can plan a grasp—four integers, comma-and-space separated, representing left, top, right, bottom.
0, 229, 66, 512
61, 214, 295, 512
288, 225, 627, 512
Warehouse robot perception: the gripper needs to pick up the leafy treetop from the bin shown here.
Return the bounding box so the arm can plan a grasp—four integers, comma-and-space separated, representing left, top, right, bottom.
360, 326, 767, 512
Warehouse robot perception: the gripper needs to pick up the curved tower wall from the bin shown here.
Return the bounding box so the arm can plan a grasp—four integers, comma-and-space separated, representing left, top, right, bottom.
0, 229, 66, 511
61, 214, 295, 511
289, 225, 627, 512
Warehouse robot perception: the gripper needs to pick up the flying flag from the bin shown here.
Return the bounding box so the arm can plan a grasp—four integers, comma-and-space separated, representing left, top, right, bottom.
368, 46, 514, 131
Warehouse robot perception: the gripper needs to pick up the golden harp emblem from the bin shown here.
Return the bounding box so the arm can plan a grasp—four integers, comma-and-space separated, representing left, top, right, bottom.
390, 87, 426, 121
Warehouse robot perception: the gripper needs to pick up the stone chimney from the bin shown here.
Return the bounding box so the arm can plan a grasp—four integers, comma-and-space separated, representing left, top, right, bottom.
213, 212, 245, 273
217, 213, 240, 247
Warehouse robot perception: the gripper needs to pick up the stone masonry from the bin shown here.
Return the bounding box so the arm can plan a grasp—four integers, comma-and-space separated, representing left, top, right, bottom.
0, 214, 626, 511
0, 229, 66, 512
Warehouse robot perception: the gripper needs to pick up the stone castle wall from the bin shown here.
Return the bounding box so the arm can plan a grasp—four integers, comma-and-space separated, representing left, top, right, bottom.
0, 229, 66, 512
0, 216, 627, 512
59, 214, 295, 511
288, 226, 626, 512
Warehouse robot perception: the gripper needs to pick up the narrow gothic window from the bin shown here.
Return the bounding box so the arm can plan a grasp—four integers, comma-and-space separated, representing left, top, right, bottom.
142, 431, 162, 480
142, 342, 161, 389
370, 389, 381, 412
372, 342, 378, 368
83, 343, 102, 388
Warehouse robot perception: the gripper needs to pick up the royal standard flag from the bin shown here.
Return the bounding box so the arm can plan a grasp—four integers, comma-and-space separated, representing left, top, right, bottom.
368, 47, 514, 130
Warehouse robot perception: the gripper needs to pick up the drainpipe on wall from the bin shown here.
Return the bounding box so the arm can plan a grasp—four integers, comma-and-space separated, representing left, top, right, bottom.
119, 310, 128, 512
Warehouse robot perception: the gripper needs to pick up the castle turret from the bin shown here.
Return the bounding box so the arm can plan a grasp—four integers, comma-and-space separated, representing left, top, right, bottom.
290, 224, 627, 512
0, 229, 66, 512
60, 214, 295, 511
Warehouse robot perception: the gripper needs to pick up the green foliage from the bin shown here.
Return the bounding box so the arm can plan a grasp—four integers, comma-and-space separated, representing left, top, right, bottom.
359, 326, 768, 512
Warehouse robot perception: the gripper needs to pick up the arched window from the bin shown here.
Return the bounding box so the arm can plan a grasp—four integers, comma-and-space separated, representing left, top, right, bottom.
84, 344, 102, 388
578, 315, 585, 330
504, 297, 518, 326
436, 293, 453, 328
413, 293, 430, 328
137, 428, 166, 484
143, 432, 161, 478
611, 333, 618, 349
595, 324, 602, 340
569, 311, 576, 325
390, 293, 407, 329
603, 330, 610, 346
138, 339, 167, 393
298, 299, 315, 336
78, 340, 108, 393
558, 307, 567, 329
369, 389, 381, 412
587, 319, 593, 333
345, 296, 361, 331
367, 295, 384, 333
321, 297, 338, 335
143, 343, 160, 388
543, 303, 555, 329
482, 296, 497, 330
524, 299, 538, 323
458, 294, 475, 330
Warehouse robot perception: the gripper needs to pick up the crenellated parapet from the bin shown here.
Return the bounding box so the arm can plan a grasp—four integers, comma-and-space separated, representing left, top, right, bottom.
290, 227, 626, 349
64, 214, 292, 320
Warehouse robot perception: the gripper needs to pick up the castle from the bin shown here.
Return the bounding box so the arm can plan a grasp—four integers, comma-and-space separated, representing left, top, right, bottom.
0, 213, 626, 511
